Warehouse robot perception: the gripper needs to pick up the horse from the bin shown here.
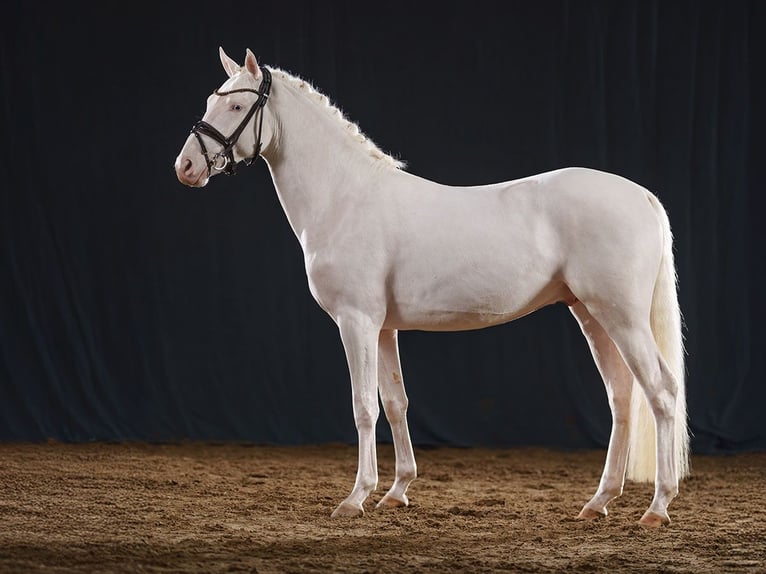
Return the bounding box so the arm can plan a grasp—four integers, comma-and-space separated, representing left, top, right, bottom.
174, 48, 690, 527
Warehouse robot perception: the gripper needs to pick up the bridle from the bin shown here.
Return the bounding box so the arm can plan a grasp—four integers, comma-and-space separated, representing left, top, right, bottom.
190, 66, 272, 176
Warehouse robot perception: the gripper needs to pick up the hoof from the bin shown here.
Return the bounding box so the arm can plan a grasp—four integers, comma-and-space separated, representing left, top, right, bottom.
376, 494, 408, 509
331, 501, 364, 519
638, 510, 670, 528
577, 506, 606, 521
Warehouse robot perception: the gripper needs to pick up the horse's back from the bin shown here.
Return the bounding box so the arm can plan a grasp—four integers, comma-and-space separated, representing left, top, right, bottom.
387, 166, 659, 271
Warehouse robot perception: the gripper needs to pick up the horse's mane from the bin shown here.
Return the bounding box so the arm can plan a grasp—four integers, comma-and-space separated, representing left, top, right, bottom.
270, 68, 405, 169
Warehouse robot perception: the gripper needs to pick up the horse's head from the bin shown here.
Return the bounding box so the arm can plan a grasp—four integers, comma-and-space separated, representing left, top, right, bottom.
175, 48, 272, 187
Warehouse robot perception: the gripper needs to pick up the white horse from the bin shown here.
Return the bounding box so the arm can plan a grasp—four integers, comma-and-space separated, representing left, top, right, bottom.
175, 48, 690, 527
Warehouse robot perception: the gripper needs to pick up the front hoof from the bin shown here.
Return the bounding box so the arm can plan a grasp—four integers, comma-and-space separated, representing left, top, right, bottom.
638, 510, 670, 528
331, 501, 364, 519
577, 506, 607, 521
376, 494, 408, 509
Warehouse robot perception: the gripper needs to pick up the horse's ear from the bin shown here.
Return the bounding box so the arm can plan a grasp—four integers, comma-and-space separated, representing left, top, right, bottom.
219, 46, 240, 78
244, 49, 262, 80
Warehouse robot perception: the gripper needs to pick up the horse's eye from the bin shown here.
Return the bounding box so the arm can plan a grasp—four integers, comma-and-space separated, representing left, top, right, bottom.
232, 104, 242, 111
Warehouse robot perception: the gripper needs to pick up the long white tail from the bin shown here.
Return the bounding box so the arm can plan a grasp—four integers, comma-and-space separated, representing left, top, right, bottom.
626, 193, 690, 483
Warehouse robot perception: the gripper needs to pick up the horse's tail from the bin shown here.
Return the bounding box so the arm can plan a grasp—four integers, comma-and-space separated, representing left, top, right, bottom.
626, 192, 690, 483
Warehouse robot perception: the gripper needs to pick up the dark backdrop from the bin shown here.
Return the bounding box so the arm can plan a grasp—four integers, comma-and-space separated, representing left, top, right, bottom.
1, 1, 763, 453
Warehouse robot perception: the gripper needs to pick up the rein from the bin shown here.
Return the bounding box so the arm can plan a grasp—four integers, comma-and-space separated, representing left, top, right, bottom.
191, 66, 272, 176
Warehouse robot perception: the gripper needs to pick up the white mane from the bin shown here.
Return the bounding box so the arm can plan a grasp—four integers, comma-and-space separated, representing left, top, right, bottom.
270, 68, 405, 169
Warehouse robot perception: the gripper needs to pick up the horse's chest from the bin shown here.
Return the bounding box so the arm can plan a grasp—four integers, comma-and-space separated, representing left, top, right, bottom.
302, 245, 386, 317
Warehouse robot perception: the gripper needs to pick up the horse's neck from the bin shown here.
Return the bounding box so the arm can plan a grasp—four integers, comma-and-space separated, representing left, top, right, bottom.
262, 77, 395, 248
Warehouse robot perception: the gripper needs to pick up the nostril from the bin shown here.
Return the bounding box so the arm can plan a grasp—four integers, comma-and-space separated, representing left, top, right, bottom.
183, 158, 193, 174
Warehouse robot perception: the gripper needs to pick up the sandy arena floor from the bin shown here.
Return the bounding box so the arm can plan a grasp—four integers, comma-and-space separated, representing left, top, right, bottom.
0, 443, 764, 573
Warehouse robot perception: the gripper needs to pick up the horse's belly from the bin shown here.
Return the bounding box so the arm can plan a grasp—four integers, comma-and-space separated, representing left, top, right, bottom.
384, 307, 532, 331
383, 281, 572, 332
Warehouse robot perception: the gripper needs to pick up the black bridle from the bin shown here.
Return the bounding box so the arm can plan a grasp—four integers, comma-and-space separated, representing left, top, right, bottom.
191, 66, 272, 176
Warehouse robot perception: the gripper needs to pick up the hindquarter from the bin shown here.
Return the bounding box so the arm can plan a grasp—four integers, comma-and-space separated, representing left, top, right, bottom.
546, 169, 664, 312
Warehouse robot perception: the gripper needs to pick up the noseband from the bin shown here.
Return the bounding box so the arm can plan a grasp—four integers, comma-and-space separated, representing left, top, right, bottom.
190, 66, 272, 176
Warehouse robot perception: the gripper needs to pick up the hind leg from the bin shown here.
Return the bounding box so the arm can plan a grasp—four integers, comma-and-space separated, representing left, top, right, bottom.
586, 305, 680, 527
570, 302, 633, 519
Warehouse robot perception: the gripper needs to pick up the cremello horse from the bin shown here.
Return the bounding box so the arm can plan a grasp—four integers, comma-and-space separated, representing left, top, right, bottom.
175, 48, 689, 527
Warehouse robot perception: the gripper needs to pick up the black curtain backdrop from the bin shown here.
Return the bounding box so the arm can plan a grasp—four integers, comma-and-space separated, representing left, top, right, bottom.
1, 1, 763, 453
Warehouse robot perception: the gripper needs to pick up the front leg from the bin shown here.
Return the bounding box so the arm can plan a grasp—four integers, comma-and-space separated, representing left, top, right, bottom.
331, 314, 381, 518
376, 329, 417, 509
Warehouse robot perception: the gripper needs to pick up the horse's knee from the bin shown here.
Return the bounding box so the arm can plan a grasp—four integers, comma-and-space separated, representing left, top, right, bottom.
382, 397, 408, 424
354, 403, 380, 431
